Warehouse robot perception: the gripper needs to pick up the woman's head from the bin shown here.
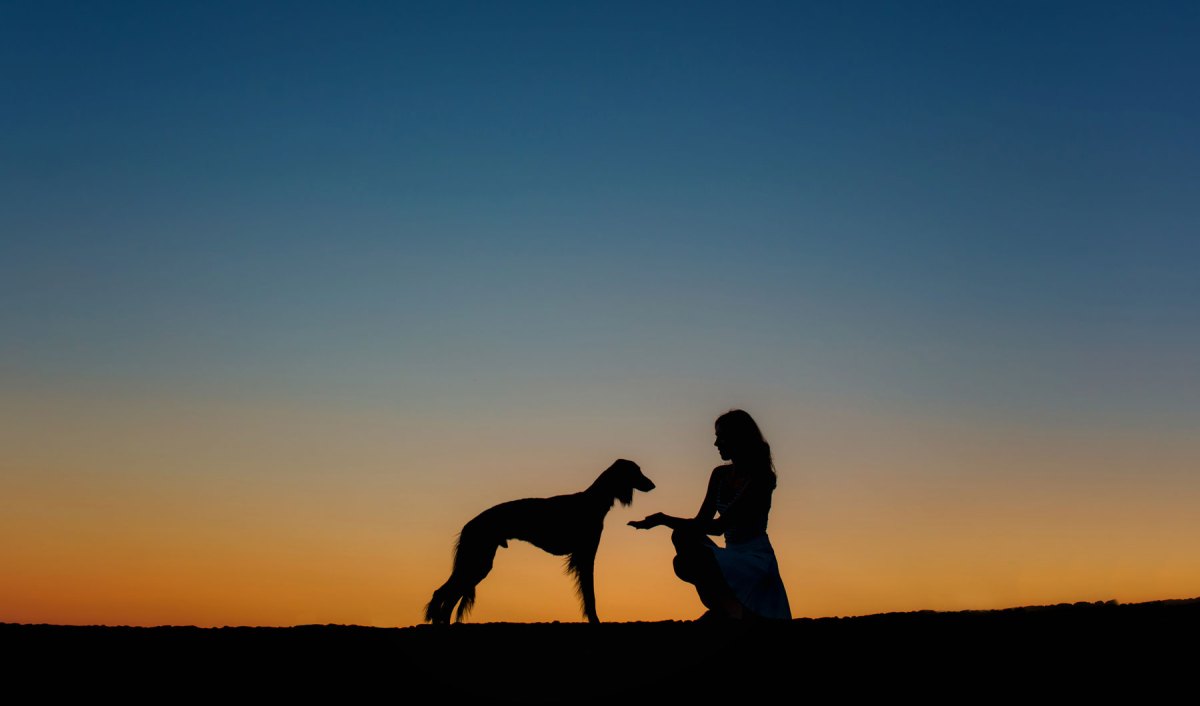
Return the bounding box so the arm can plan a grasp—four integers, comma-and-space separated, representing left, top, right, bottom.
714, 409, 774, 474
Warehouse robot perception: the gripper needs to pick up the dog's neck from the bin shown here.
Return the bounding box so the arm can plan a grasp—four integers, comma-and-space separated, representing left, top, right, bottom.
582, 478, 626, 509
582, 486, 620, 509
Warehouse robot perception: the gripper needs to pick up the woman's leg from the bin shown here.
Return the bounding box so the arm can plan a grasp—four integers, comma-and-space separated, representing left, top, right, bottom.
671, 528, 744, 618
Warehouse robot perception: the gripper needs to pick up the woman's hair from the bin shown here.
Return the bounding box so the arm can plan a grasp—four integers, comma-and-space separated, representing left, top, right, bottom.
715, 409, 775, 481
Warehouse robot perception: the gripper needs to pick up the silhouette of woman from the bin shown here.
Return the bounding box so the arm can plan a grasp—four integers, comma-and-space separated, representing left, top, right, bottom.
629, 410, 791, 620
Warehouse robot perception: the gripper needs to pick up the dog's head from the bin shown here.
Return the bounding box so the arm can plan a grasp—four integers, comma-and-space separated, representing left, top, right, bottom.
600, 458, 655, 507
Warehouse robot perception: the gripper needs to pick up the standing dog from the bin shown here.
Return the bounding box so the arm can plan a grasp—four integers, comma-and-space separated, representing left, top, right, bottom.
425, 459, 654, 624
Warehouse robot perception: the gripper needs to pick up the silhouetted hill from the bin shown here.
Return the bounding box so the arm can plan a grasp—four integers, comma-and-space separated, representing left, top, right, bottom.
6, 598, 1197, 702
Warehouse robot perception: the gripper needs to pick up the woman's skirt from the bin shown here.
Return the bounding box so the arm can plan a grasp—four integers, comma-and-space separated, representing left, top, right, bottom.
706, 533, 792, 620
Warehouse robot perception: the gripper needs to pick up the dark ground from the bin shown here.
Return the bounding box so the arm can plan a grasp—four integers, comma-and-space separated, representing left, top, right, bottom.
6, 598, 1197, 702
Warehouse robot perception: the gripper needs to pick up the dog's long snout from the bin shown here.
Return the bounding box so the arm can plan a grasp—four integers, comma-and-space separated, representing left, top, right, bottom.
638, 476, 655, 492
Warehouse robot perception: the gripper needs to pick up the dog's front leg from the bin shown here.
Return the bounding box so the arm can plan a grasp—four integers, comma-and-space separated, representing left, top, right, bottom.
571, 549, 600, 624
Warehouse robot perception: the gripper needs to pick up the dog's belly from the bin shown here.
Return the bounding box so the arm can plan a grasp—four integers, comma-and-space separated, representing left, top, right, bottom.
519, 536, 574, 556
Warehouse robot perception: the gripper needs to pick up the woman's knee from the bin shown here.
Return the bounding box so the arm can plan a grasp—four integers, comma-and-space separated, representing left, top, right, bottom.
673, 554, 695, 583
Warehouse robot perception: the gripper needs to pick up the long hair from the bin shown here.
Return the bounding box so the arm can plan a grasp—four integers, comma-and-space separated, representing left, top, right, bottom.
716, 409, 776, 486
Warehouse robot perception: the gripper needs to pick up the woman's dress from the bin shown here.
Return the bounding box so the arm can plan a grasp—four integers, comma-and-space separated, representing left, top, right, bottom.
706, 467, 792, 620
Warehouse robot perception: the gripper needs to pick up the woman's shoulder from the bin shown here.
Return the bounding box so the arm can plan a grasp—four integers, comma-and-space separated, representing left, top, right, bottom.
710, 464, 734, 478
706, 464, 733, 487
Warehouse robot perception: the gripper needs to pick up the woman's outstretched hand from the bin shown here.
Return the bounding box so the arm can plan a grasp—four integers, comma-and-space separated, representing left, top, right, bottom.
628, 512, 668, 530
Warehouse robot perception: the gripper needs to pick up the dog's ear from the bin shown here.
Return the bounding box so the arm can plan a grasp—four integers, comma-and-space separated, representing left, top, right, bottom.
595, 459, 650, 507
618, 459, 655, 494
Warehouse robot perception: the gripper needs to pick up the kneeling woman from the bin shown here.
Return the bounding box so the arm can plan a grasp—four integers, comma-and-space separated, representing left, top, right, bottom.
629, 410, 791, 620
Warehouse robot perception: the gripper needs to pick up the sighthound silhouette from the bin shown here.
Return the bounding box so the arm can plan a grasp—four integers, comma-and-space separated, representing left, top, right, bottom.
425, 459, 654, 624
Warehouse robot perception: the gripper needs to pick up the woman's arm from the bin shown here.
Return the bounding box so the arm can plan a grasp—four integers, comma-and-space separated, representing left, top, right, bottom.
627, 512, 691, 530
628, 467, 728, 535
691, 466, 727, 535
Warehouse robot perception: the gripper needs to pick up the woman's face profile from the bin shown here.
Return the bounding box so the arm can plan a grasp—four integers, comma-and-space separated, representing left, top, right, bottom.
714, 423, 734, 461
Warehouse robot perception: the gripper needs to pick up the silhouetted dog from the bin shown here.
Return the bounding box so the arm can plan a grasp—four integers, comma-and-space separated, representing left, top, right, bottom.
425, 459, 654, 624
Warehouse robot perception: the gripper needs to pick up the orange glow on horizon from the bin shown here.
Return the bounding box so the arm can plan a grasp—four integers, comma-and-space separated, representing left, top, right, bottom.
2, 389, 1198, 627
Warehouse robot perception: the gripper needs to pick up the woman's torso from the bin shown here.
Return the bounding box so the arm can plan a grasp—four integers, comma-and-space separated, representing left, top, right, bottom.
714, 465, 774, 544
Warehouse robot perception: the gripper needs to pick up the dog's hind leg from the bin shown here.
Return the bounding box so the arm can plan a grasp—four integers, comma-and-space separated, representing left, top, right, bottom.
425, 582, 462, 624
440, 528, 502, 624
454, 585, 476, 623
447, 552, 495, 623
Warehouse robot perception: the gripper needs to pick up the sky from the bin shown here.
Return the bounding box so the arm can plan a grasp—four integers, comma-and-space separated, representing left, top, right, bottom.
2, 1, 1198, 627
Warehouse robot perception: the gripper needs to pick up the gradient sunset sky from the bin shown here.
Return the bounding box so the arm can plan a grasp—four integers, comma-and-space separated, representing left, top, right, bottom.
3, 2, 1198, 627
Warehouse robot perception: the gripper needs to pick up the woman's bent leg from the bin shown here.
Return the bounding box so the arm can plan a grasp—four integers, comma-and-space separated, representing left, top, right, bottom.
670, 528, 744, 617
